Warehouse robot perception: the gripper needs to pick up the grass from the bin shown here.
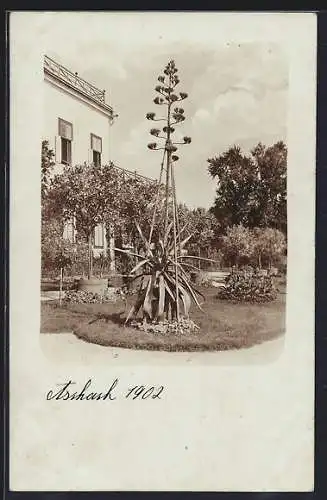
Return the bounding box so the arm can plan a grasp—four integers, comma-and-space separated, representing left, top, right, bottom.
40, 286, 286, 352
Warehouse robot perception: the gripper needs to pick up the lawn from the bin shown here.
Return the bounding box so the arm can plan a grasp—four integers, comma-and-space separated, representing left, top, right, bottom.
40, 286, 286, 352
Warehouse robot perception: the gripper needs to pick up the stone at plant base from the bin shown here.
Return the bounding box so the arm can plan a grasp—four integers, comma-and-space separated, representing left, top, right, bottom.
130, 317, 200, 335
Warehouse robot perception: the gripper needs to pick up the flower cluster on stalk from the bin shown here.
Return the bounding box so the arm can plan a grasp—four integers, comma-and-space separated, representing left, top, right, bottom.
146, 60, 191, 162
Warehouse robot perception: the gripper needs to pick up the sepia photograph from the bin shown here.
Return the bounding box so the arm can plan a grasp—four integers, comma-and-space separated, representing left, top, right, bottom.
40, 18, 288, 360
9, 12, 315, 491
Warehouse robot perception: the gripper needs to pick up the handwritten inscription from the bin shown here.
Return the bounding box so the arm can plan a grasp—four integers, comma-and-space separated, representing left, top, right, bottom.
46, 379, 164, 401
125, 385, 164, 400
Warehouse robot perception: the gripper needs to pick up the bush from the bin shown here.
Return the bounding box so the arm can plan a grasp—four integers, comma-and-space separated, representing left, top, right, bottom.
218, 268, 278, 303
63, 289, 118, 304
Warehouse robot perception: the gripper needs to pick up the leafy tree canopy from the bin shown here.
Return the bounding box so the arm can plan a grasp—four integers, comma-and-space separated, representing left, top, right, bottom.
208, 141, 287, 234
48, 162, 125, 240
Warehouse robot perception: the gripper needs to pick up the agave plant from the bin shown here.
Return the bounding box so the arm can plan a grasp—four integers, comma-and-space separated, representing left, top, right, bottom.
115, 60, 215, 331
115, 222, 209, 325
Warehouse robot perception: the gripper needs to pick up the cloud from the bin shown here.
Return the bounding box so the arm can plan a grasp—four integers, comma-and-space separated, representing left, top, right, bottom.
192, 108, 211, 123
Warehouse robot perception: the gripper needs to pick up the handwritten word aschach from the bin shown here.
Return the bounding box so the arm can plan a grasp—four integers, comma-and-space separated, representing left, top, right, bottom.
46, 379, 164, 401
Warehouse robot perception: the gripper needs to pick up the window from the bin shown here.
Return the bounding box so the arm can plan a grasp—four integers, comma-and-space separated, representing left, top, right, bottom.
93, 223, 104, 248
58, 118, 73, 165
91, 133, 102, 167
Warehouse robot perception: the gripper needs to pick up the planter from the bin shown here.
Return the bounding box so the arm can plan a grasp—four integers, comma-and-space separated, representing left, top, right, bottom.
78, 277, 108, 295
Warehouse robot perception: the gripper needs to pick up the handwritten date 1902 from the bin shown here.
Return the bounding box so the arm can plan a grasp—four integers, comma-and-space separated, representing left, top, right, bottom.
125, 385, 164, 400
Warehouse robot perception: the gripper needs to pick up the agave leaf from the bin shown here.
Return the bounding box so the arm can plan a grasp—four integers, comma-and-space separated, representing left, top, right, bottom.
163, 270, 191, 316
125, 305, 136, 324
178, 273, 205, 311
129, 259, 151, 275
125, 292, 145, 324
143, 275, 154, 319
168, 259, 191, 280
173, 262, 208, 301
158, 239, 165, 256
178, 222, 189, 237
135, 221, 154, 257
179, 261, 203, 273
127, 272, 151, 283
176, 265, 206, 300
164, 280, 176, 301
140, 274, 151, 288
114, 248, 147, 261
162, 270, 176, 288
178, 284, 191, 317
157, 274, 165, 320
166, 229, 192, 254
181, 282, 204, 312
178, 255, 217, 263
164, 221, 174, 245
180, 233, 193, 249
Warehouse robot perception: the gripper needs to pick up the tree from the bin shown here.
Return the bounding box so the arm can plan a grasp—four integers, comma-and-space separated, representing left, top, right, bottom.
208, 141, 287, 233
179, 207, 220, 269
221, 224, 253, 268
251, 141, 287, 233
41, 139, 68, 278
251, 227, 286, 269
41, 216, 75, 277
48, 162, 124, 279
115, 176, 162, 251
41, 140, 55, 200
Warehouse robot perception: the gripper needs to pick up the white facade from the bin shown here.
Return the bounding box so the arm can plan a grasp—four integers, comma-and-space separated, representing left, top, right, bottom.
43, 83, 112, 168
43, 55, 116, 258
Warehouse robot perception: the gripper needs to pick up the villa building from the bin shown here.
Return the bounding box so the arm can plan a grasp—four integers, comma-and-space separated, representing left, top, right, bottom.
43, 55, 116, 258
43, 55, 156, 274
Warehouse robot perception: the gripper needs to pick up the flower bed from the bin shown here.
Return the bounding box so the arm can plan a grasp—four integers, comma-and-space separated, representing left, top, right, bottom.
63, 288, 118, 304
218, 269, 278, 303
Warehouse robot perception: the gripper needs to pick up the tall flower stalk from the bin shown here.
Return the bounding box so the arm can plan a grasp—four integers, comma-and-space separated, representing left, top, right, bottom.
146, 60, 192, 325
116, 60, 213, 331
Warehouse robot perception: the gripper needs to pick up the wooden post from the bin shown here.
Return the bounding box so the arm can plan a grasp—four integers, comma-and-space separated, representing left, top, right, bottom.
59, 267, 63, 306
88, 233, 93, 279
108, 224, 116, 273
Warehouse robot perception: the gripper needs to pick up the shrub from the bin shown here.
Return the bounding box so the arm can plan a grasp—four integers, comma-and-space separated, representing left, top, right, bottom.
218, 268, 278, 303
63, 289, 118, 304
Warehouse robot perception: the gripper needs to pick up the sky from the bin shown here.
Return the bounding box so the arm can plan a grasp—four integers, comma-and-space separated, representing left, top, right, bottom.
43, 13, 289, 209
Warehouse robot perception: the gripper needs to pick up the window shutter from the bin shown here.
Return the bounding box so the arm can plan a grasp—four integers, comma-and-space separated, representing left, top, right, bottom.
91, 134, 102, 153
58, 119, 73, 140
54, 136, 60, 163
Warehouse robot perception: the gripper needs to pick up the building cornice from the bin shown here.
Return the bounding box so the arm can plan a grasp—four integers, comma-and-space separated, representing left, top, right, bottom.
44, 55, 114, 119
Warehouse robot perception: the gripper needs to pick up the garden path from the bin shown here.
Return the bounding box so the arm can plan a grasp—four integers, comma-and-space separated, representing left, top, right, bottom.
40, 332, 285, 366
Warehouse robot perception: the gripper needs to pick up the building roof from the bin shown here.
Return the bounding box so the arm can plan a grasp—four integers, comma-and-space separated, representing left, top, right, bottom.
44, 55, 157, 185
44, 55, 114, 116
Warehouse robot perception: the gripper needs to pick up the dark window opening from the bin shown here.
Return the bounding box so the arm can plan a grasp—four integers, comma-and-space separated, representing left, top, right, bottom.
93, 150, 101, 167
61, 137, 72, 165
91, 133, 102, 167
58, 118, 73, 165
